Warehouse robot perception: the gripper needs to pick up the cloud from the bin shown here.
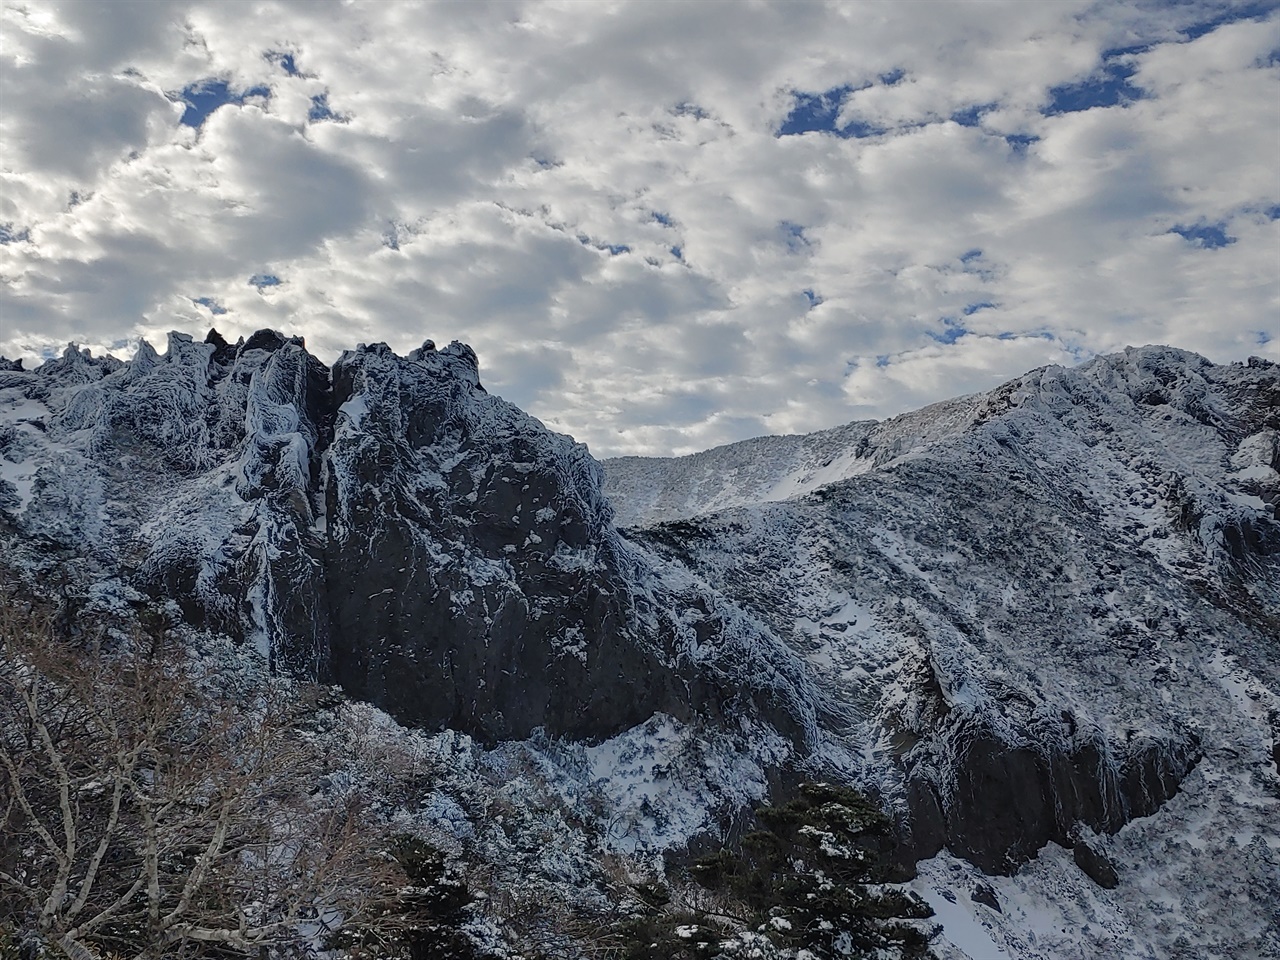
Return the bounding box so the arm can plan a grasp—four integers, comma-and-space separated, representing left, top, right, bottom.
1, 0, 1276, 456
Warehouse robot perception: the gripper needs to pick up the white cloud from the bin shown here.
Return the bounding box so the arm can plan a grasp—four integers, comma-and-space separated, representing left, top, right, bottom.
1, 0, 1276, 456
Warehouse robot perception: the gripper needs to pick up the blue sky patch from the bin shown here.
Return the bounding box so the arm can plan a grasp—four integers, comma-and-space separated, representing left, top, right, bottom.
963, 301, 995, 316
951, 103, 994, 127
1183, 3, 1279, 41
778, 81, 904, 138
997, 330, 1056, 342
1045, 52, 1144, 115
875, 354, 891, 368
670, 245, 684, 261
651, 211, 675, 227
191, 297, 228, 315
1004, 133, 1039, 153
1103, 42, 1153, 58
1170, 222, 1236, 248
266, 50, 302, 77
780, 221, 811, 252
577, 235, 630, 256
929, 318, 968, 345
840, 118, 887, 139
0, 223, 31, 244
1257, 331, 1273, 345
778, 84, 856, 136
175, 78, 271, 127
308, 93, 346, 123
249, 274, 282, 290
802, 289, 823, 308
1065, 342, 1093, 362
956, 249, 999, 281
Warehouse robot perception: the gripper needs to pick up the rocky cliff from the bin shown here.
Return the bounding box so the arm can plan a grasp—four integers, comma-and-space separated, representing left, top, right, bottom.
2, 334, 1277, 903
609, 347, 1280, 874
0, 331, 814, 748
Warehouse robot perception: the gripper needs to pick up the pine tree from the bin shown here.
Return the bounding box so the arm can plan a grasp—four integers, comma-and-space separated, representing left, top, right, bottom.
619, 782, 936, 959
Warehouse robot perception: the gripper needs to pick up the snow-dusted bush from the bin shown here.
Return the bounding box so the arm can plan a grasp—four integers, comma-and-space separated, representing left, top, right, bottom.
609, 783, 936, 959
0, 597, 426, 959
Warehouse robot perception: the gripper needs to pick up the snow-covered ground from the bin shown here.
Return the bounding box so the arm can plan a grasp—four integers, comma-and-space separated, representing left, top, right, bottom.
3, 337, 1277, 959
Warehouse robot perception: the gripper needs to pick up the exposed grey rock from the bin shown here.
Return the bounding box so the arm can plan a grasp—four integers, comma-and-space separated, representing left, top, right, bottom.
2, 334, 1276, 894
1072, 837, 1121, 889
613, 346, 1279, 874
970, 882, 1000, 912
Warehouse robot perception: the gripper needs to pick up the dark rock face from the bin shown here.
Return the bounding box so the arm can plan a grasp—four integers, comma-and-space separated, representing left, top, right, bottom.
1073, 839, 1120, 889
971, 883, 1001, 911
905, 725, 1198, 874
0, 331, 713, 745
320, 341, 685, 740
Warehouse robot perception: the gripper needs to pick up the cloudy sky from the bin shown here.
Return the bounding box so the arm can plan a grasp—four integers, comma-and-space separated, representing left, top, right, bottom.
1, 0, 1277, 456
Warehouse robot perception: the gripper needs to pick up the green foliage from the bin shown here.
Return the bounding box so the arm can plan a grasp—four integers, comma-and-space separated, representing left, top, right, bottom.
624, 782, 936, 960
615, 911, 729, 960
329, 836, 486, 960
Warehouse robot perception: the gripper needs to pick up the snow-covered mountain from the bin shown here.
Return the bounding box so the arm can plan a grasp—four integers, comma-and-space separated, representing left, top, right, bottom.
605, 346, 1280, 957
1, 333, 1277, 958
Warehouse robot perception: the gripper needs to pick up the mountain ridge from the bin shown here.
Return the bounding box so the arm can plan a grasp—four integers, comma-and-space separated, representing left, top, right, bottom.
2, 329, 1278, 958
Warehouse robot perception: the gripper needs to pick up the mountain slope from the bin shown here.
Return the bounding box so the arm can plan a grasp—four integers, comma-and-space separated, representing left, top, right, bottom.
2, 335, 1278, 958
604, 346, 1280, 957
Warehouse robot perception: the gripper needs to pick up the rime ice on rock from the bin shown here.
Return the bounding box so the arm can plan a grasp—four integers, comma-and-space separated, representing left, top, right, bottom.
607, 344, 1280, 874
2, 330, 1277, 942
0, 330, 815, 751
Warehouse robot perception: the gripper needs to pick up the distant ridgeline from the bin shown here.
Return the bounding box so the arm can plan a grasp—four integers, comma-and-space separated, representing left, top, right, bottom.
1, 328, 1277, 879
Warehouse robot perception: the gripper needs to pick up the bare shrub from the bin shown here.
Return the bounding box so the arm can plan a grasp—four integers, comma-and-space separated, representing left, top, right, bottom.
0, 598, 411, 958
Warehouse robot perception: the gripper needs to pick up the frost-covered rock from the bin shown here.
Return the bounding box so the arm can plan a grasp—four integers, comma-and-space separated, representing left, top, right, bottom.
2, 331, 1276, 960
609, 347, 1279, 873
0, 330, 811, 749
319, 339, 690, 740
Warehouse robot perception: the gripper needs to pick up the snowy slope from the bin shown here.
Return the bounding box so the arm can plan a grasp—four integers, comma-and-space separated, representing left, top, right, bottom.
610, 346, 1280, 959
2, 336, 1277, 959
603, 390, 1001, 528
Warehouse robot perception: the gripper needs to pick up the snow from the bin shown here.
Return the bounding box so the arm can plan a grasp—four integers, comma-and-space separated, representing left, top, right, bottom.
0, 455, 37, 512
2, 336, 1277, 959
581, 713, 775, 853
603, 393, 996, 528
338, 391, 368, 429
0, 386, 54, 513
911, 859, 1013, 960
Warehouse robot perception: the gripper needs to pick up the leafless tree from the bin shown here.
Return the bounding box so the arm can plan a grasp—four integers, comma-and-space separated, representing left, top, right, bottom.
0, 598, 412, 959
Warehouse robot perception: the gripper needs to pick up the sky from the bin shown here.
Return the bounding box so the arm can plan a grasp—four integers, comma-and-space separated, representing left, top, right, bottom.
1, 0, 1277, 457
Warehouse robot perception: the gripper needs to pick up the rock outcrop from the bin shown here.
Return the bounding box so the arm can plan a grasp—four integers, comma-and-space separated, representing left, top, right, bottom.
2, 333, 1277, 886
0, 330, 811, 747
320, 339, 687, 740
612, 346, 1279, 875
